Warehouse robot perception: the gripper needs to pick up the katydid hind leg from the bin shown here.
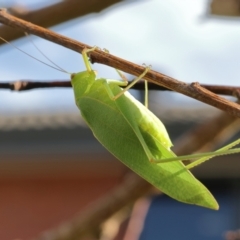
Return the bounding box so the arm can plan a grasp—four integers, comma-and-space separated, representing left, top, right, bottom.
186, 138, 240, 170
153, 138, 240, 167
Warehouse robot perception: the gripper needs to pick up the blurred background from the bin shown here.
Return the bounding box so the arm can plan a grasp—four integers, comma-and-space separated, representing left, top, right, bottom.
0, 0, 240, 239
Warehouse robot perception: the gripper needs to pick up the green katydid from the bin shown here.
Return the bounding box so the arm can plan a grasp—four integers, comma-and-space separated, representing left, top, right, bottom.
70, 47, 240, 210
2, 35, 240, 209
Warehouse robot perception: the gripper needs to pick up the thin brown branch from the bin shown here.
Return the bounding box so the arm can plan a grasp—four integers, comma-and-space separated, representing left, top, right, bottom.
1, 80, 240, 97
0, 81, 71, 91
0, 9, 240, 117
0, 0, 125, 44
33, 110, 240, 240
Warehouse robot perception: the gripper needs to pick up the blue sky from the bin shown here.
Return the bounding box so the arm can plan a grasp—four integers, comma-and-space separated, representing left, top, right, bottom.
1, 0, 240, 115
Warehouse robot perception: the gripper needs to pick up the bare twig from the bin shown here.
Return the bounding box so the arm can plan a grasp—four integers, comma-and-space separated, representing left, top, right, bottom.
0, 81, 71, 91
0, 9, 240, 117
0, 0, 125, 44
1, 80, 240, 97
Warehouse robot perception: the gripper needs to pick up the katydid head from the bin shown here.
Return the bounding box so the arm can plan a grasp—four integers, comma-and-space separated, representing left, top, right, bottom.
71, 70, 96, 98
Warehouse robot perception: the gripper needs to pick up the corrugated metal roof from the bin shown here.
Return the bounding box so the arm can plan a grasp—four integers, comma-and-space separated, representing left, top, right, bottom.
0, 112, 85, 131
0, 107, 219, 131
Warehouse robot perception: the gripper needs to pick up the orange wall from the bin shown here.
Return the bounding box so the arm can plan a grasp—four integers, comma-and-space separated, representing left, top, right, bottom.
0, 158, 126, 240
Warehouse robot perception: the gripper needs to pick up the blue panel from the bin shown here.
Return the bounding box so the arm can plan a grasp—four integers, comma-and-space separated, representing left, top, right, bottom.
140, 190, 235, 240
